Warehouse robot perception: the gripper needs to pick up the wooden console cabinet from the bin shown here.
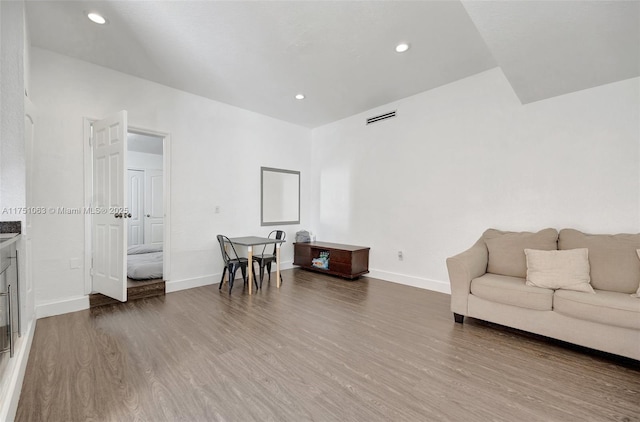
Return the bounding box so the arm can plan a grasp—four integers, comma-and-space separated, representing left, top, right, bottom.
293, 241, 370, 279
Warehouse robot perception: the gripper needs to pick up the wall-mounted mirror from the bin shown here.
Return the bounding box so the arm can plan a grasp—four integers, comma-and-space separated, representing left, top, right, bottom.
261, 167, 300, 226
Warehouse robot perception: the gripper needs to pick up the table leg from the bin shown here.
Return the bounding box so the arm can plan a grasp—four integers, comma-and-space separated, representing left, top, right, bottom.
276, 243, 281, 288
248, 245, 253, 295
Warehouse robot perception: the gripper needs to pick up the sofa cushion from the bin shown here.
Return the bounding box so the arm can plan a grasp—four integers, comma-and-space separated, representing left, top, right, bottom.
554, 289, 640, 330
483, 228, 558, 278
471, 273, 553, 311
524, 248, 594, 293
558, 229, 640, 294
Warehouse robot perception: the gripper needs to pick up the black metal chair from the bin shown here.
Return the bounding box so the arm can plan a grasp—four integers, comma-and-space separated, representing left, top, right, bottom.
252, 230, 286, 289
217, 235, 255, 293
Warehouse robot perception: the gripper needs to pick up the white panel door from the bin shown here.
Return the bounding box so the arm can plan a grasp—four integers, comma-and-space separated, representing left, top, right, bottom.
92, 111, 127, 302
127, 170, 144, 246
144, 169, 163, 245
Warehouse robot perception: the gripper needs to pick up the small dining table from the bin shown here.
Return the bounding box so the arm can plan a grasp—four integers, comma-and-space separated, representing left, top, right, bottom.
227, 236, 286, 295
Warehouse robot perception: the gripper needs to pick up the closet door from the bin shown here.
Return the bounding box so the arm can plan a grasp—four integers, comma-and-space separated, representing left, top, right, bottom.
127, 170, 144, 246
144, 169, 164, 245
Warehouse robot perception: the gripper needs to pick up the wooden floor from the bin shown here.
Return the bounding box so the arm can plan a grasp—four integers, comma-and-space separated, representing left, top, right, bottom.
89, 279, 165, 308
17, 269, 640, 421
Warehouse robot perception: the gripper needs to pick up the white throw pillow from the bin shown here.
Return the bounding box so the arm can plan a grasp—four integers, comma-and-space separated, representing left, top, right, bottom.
525, 248, 595, 293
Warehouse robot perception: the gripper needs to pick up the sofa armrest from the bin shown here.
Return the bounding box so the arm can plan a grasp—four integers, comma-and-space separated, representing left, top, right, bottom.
446, 239, 488, 315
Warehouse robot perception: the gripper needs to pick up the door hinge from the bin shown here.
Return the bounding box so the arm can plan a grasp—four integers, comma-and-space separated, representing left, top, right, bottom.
90, 268, 95, 276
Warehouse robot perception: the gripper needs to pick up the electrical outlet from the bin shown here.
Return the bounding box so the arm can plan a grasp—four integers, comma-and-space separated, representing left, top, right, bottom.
215, 206, 220, 214
397, 251, 403, 261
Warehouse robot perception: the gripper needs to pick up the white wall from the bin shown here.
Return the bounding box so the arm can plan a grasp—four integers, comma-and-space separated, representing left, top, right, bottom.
310, 68, 640, 292
30, 48, 311, 307
0, 3, 37, 421
28, 48, 640, 303
0, 0, 26, 216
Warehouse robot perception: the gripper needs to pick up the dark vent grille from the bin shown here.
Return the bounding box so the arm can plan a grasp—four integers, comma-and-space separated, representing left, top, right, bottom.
366, 110, 397, 125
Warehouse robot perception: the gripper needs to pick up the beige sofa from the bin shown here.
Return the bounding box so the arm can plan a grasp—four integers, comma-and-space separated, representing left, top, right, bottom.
446, 228, 640, 360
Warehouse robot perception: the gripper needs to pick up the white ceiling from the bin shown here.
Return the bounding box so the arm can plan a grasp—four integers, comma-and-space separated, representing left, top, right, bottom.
463, 1, 640, 104
26, 1, 639, 128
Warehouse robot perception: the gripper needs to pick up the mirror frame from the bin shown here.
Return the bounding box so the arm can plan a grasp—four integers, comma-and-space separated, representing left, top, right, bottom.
261, 167, 300, 226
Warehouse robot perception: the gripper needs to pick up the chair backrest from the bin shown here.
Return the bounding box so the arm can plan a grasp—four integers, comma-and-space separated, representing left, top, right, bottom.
217, 234, 242, 264
269, 230, 286, 255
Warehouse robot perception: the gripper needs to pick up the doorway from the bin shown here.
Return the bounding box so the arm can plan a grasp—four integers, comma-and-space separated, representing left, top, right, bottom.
127, 132, 164, 247
83, 113, 171, 301
126, 132, 165, 290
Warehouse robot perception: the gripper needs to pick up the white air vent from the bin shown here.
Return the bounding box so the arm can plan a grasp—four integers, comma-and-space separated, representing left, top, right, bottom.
366, 110, 397, 125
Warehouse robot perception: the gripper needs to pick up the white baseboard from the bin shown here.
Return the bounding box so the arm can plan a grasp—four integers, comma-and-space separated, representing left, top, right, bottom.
166, 262, 294, 294
36, 295, 90, 319
165, 274, 216, 293
0, 318, 36, 422
367, 269, 451, 294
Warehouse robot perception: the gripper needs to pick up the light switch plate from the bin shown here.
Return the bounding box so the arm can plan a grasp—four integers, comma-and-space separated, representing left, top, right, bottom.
69, 258, 81, 269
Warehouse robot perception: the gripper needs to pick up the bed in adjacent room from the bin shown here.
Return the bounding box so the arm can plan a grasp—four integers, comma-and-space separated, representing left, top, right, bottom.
127, 244, 163, 280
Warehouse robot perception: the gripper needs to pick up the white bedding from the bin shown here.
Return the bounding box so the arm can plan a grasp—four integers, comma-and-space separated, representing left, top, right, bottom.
127, 244, 163, 280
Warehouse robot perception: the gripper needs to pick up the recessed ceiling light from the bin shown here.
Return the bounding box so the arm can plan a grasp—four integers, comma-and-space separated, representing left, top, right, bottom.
87, 12, 106, 25
395, 43, 410, 53
295, 94, 305, 100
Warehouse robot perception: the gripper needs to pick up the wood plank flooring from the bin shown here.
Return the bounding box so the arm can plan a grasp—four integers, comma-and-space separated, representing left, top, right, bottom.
89, 279, 165, 308
16, 269, 640, 421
